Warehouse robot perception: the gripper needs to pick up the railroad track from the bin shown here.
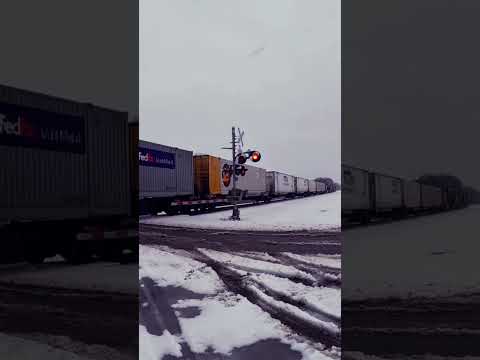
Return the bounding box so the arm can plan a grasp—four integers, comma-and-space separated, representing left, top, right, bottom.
142, 193, 330, 219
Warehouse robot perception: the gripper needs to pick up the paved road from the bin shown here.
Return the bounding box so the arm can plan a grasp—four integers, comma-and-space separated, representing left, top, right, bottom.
140, 223, 342, 360
343, 297, 480, 357
140, 224, 341, 254
0, 263, 138, 360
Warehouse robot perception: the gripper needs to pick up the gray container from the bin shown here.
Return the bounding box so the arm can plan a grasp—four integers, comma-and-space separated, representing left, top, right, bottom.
308, 179, 317, 193
0, 85, 130, 222
85, 105, 130, 217
139, 140, 193, 199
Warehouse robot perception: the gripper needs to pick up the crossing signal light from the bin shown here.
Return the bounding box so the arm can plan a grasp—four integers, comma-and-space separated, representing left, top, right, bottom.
234, 165, 248, 176
251, 151, 261, 162
237, 154, 247, 164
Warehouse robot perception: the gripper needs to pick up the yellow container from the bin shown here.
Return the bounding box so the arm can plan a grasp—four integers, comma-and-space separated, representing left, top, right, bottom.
194, 155, 221, 197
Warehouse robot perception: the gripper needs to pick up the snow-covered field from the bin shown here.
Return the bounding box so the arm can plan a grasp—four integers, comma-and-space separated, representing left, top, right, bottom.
142, 191, 341, 232
344, 205, 480, 301
140, 245, 341, 359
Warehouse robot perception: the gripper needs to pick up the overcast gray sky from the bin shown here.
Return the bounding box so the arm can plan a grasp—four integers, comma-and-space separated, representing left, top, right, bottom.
343, 1, 480, 189
0, 1, 137, 117
140, 0, 340, 181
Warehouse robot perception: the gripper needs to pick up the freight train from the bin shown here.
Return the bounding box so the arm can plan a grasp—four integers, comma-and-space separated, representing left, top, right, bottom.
0, 84, 137, 264
139, 139, 334, 215
342, 164, 470, 224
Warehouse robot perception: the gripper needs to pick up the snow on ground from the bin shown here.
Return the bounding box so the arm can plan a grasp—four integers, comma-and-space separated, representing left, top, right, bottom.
236, 251, 282, 263
0, 263, 137, 294
199, 248, 316, 283
242, 271, 341, 319
247, 285, 340, 335
140, 245, 223, 294
171, 290, 334, 359
344, 205, 480, 301
283, 253, 341, 269
139, 326, 182, 360
140, 245, 339, 359
141, 191, 341, 232
0, 333, 93, 360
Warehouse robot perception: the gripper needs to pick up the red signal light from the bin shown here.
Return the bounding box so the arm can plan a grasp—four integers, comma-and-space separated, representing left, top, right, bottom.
251, 151, 261, 162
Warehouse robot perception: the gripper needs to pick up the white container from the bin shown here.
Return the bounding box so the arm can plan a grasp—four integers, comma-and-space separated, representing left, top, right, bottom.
374, 173, 403, 210
316, 181, 326, 193
266, 171, 295, 195
421, 184, 442, 208
404, 180, 421, 209
295, 177, 309, 194
219, 158, 267, 198
341, 165, 370, 211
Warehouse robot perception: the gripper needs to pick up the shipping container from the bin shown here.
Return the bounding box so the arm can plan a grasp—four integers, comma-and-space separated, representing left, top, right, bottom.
267, 171, 295, 195
308, 179, 317, 194
194, 155, 221, 197
220, 158, 267, 198
316, 181, 326, 193
194, 155, 266, 198
341, 165, 370, 212
421, 184, 443, 208
128, 121, 139, 215
374, 173, 403, 211
139, 140, 194, 200
317, 178, 335, 192
294, 177, 309, 194
404, 180, 421, 210
0, 85, 130, 223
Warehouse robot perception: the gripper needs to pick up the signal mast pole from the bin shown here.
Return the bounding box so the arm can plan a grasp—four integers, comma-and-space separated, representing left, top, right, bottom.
231, 126, 240, 220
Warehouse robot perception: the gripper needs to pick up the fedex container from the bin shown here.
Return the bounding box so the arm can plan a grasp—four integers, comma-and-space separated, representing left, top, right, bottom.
139, 140, 194, 199
316, 181, 326, 193
374, 173, 403, 211
295, 177, 309, 194
404, 180, 421, 209
342, 165, 370, 212
0, 85, 130, 223
266, 171, 295, 196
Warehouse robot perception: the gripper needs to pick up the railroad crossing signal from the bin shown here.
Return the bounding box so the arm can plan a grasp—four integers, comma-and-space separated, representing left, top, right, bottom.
222, 127, 262, 221
236, 150, 261, 164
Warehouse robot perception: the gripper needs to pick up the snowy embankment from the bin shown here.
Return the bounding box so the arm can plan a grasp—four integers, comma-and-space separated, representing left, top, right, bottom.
141, 191, 341, 232
139, 245, 341, 359
344, 205, 480, 301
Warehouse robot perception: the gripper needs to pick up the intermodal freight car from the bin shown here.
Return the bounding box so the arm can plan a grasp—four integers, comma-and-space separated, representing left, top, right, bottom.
342, 164, 467, 223
139, 140, 331, 215
0, 84, 137, 264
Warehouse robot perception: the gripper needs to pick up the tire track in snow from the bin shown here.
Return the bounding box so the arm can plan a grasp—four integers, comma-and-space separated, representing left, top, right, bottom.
190, 250, 341, 348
